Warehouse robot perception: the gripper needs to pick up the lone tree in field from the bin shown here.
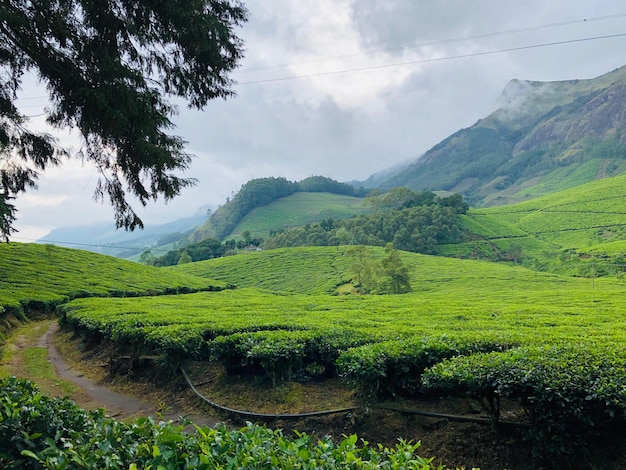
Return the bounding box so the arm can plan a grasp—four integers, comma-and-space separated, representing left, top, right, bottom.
379, 243, 412, 294
0, 0, 248, 241
348, 244, 375, 294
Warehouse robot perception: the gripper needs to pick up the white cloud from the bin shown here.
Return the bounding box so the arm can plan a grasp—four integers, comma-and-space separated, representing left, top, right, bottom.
20, 194, 67, 208
10, 0, 626, 239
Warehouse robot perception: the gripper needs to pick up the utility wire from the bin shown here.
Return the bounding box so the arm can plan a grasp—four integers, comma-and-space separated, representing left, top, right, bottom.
10, 236, 172, 253
237, 33, 626, 85
238, 13, 626, 74
24, 111, 47, 118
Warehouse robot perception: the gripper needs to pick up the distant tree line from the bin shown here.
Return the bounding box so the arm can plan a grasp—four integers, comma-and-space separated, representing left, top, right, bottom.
140, 233, 263, 267
266, 190, 468, 254
209, 176, 367, 239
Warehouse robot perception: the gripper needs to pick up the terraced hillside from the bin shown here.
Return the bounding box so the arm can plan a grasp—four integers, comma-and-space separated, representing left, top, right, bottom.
171, 246, 355, 294
440, 173, 626, 273
0, 243, 225, 323
2, 240, 626, 466
229, 192, 368, 241
70, 245, 626, 464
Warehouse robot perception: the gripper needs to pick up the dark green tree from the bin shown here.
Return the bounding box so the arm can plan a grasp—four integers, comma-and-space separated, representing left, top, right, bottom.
139, 249, 155, 265
0, 0, 247, 241
177, 251, 192, 265
348, 245, 375, 294
379, 243, 412, 294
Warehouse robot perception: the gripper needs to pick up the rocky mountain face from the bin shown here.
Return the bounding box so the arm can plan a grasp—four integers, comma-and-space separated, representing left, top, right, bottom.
372, 65, 626, 206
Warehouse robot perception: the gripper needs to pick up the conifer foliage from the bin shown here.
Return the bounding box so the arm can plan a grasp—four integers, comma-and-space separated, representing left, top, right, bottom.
0, 0, 248, 240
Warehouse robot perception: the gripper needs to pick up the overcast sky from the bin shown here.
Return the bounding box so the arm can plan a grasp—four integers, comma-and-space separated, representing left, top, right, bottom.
11, 0, 626, 241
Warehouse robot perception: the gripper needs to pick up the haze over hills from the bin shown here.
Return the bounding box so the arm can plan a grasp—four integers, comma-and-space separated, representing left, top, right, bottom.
367, 65, 626, 207
39, 64, 626, 257
37, 212, 208, 258
191, 63, 626, 245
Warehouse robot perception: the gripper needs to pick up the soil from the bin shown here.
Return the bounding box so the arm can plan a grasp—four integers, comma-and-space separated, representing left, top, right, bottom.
45, 322, 156, 418
4, 320, 626, 469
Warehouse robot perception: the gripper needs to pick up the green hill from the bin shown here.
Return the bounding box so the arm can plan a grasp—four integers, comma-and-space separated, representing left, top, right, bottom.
374, 65, 626, 206
169, 244, 564, 296
229, 192, 368, 240
0, 243, 224, 322
171, 246, 356, 294
4, 239, 626, 464
191, 176, 366, 242
441, 173, 626, 273
194, 191, 368, 242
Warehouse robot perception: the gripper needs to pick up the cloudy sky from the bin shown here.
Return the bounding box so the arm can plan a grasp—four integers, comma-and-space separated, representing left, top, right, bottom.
11, 0, 626, 241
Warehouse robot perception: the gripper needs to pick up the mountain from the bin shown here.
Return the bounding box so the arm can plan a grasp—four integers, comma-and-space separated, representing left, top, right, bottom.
372, 65, 626, 207
38, 213, 208, 259
190, 176, 367, 242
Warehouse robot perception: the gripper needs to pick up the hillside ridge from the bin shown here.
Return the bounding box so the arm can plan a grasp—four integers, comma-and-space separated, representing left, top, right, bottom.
370, 64, 626, 206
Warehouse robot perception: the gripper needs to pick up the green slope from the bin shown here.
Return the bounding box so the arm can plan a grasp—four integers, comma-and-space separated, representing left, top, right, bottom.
171, 246, 355, 294
476, 173, 626, 248
170, 244, 568, 296
102, 244, 625, 336
82, 246, 626, 368
0, 243, 224, 319
376, 65, 626, 206
225, 192, 368, 241
440, 173, 626, 271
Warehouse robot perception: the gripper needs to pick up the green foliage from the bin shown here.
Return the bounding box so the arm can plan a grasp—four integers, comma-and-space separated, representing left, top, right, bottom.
151, 238, 227, 267
297, 175, 367, 197
0, 243, 224, 321
0, 377, 446, 469
197, 176, 367, 242
348, 245, 376, 294
200, 191, 369, 243
462, 173, 626, 274
172, 246, 356, 295
208, 177, 298, 239
338, 334, 518, 399
0, 0, 247, 238
5, 241, 626, 464
268, 190, 467, 254
177, 251, 192, 265
422, 344, 626, 466
210, 328, 378, 383
63, 246, 626, 389
379, 243, 412, 294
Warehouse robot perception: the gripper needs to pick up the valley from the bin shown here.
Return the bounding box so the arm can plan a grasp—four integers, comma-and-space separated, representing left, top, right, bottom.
4, 5, 626, 469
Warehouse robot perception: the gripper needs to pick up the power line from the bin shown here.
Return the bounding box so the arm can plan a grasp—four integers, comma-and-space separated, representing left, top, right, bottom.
10, 236, 173, 253
14, 95, 48, 102
238, 13, 626, 74
15, 102, 48, 109
237, 33, 626, 85
24, 111, 47, 118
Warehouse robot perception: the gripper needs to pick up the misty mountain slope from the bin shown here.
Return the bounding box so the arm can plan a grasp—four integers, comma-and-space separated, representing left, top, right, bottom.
375, 65, 626, 207
38, 214, 207, 259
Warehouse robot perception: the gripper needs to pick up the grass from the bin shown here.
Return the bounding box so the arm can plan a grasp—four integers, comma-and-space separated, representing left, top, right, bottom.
0, 320, 77, 397
228, 192, 368, 240
72, 247, 626, 357
0, 243, 224, 319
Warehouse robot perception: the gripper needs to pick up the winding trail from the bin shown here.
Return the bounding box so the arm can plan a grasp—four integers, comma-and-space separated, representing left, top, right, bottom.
37, 320, 218, 426
42, 322, 156, 418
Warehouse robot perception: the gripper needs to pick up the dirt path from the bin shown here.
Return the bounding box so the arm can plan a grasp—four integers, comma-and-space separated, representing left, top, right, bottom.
4, 319, 219, 426
43, 322, 158, 419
